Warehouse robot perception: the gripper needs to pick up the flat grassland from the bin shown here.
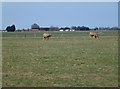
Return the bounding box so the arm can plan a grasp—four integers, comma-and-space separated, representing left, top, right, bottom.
2, 31, 118, 87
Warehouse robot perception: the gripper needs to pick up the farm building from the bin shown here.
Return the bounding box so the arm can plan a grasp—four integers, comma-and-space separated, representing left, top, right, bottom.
31, 23, 40, 29
59, 29, 64, 32
70, 29, 75, 31
30, 23, 40, 32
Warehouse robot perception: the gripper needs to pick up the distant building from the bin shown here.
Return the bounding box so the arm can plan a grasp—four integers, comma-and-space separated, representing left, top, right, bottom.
2, 30, 7, 32
65, 29, 69, 31
31, 23, 40, 29
29, 29, 39, 32
70, 29, 75, 31
31, 23, 40, 32
59, 27, 70, 31
59, 29, 64, 32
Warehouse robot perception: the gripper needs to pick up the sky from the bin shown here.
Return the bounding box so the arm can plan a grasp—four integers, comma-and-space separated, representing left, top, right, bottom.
1, 0, 120, 2
2, 2, 118, 30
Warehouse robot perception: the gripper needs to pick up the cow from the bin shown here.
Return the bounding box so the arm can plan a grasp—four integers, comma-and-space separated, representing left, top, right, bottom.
89, 32, 99, 38
43, 33, 52, 40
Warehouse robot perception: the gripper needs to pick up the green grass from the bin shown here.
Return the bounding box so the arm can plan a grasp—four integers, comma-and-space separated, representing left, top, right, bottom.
2, 31, 118, 87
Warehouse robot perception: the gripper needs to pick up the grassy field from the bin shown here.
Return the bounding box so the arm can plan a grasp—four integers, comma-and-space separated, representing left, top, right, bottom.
2, 31, 118, 87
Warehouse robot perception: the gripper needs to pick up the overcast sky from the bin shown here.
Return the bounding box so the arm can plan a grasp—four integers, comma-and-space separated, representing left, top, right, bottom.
2, 2, 118, 29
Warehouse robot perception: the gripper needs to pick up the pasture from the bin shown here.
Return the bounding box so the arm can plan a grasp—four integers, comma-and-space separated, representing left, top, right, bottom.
2, 31, 118, 87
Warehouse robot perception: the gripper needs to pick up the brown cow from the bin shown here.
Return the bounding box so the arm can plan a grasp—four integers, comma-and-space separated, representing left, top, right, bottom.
89, 32, 99, 38
43, 33, 52, 39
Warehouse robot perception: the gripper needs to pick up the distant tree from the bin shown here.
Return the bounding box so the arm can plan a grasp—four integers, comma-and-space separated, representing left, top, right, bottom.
97, 27, 120, 30
11, 25, 16, 32
78, 26, 90, 31
94, 27, 98, 30
110, 27, 119, 30
6, 26, 11, 32
64, 27, 70, 30
71, 26, 77, 30
49, 26, 59, 31
6, 24, 16, 32
77, 26, 81, 31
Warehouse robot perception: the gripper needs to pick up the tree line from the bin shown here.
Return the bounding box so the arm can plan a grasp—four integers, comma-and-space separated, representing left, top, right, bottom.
5, 24, 120, 32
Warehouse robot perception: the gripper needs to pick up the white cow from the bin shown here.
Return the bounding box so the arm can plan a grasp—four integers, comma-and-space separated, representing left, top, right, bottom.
89, 32, 99, 38
43, 33, 52, 39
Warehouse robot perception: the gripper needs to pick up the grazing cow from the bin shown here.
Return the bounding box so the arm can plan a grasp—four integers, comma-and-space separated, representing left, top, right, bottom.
89, 32, 99, 38
43, 33, 52, 39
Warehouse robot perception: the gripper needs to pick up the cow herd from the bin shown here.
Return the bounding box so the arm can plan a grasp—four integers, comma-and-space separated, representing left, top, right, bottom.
43, 32, 99, 40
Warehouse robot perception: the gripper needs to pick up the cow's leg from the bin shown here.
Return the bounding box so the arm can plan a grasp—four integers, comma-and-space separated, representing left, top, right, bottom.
96, 35, 99, 39
47, 37, 49, 40
94, 35, 96, 38
43, 37, 46, 40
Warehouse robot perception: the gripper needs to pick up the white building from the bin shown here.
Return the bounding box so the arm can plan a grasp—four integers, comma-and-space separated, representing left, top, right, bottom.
59, 29, 64, 32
